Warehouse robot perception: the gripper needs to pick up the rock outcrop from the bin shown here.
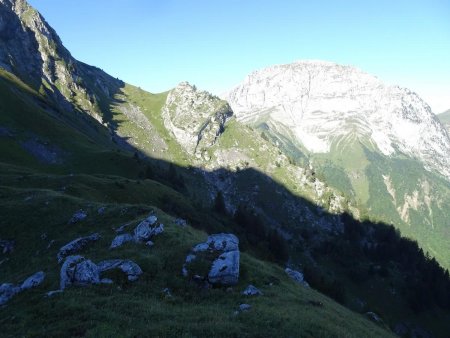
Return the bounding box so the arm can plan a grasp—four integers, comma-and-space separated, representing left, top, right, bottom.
162, 82, 233, 157
285, 268, 309, 287
60, 256, 142, 289
183, 233, 240, 286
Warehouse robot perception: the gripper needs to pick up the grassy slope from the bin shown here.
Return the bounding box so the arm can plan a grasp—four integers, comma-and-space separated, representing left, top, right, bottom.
0, 71, 393, 336
0, 169, 392, 338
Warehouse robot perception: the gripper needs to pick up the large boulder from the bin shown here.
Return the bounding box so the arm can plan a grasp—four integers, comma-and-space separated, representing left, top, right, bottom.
184, 233, 240, 286
97, 259, 143, 282
60, 255, 100, 289
57, 233, 101, 263
133, 215, 163, 242
208, 251, 240, 285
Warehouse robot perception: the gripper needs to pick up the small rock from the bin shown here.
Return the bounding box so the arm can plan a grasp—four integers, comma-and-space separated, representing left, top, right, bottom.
0, 240, 15, 254
239, 303, 251, 312
110, 234, 134, 249
40, 233, 47, 240
46, 290, 63, 297
365, 311, 383, 324
145, 240, 154, 247
242, 285, 263, 296
21, 271, 45, 290
175, 218, 188, 227
0, 283, 21, 306
57, 233, 101, 263
97, 206, 106, 214
46, 240, 56, 250
162, 287, 172, 297
285, 268, 309, 287
100, 278, 114, 285
115, 222, 132, 233
69, 209, 87, 224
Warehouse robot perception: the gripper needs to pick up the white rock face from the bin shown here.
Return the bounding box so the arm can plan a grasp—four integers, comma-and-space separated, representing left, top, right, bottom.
162, 82, 233, 155
225, 60, 450, 180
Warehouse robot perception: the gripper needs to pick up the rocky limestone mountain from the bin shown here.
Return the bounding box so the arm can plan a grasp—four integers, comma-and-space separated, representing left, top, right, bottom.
162, 82, 233, 157
438, 110, 450, 134
0, 0, 122, 123
225, 60, 450, 180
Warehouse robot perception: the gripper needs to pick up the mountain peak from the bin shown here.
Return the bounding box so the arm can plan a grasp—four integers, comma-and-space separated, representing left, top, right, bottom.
225, 60, 450, 180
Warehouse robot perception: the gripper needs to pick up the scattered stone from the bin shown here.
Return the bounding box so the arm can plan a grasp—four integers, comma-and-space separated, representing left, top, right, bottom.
0, 240, 15, 254
208, 250, 240, 285
69, 210, 87, 224
57, 233, 101, 263
0, 283, 21, 306
97, 259, 143, 282
110, 233, 134, 249
46, 240, 56, 250
145, 240, 154, 247
21, 271, 45, 290
60, 255, 100, 290
239, 303, 251, 312
365, 311, 383, 324
285, 267, 309, 287
115, 222, 132, 233
40, 233, 47, 240
46, 290, 63, 297
162, 288, 172, 297
97, 206, 106, 214
242, 285, 263, 296
175, 218, 188, 227
100, 278, 114, 285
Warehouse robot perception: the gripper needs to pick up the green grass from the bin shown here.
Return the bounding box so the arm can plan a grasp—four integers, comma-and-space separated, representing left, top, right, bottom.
0, 166, 393, 337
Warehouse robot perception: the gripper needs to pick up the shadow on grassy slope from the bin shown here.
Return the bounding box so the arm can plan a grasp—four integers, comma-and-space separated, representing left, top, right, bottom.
0, 67, 449, 337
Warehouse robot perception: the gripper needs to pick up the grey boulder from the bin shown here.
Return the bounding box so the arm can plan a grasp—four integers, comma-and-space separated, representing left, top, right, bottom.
134, 215, 163, 242
60, 255, 100, 289
97, 259, 143, 282
110, 233, 135, 249
208, 251, 240, 285
57, 233, 101, 263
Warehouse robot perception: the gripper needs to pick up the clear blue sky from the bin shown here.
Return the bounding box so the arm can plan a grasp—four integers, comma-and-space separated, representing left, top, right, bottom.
28, 0, 450, 113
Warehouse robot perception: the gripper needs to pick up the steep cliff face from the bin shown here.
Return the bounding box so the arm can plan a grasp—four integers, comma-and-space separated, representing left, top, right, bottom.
161, 82, 233, 157
0, 0, 123, 122
225, 60, 450, 180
